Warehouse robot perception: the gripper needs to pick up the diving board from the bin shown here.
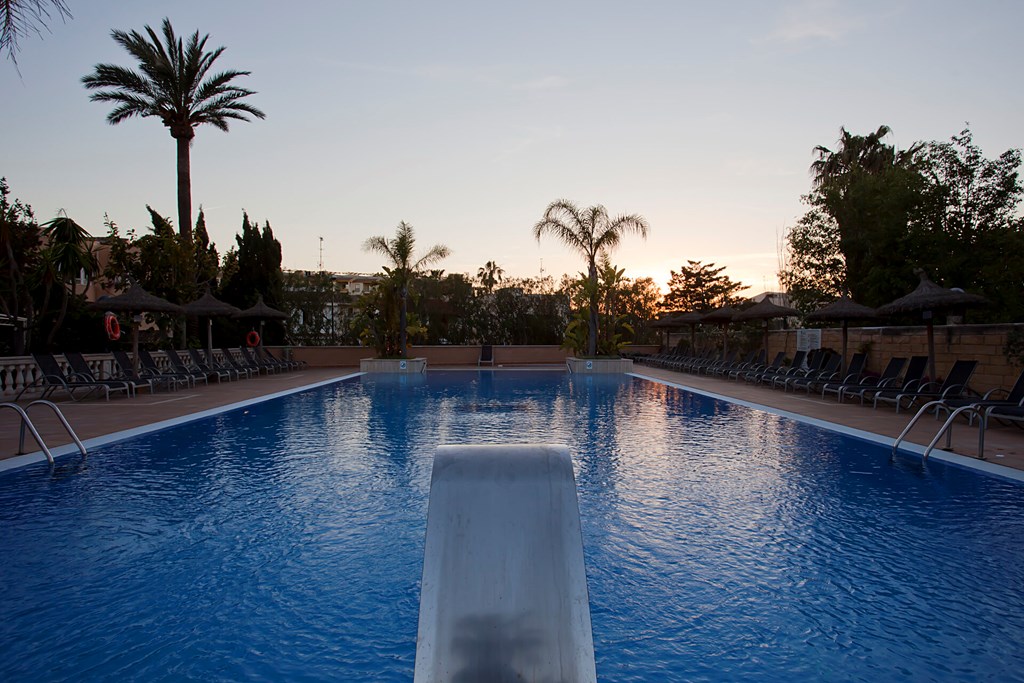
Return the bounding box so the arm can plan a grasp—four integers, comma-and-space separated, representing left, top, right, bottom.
414, 444, 597, 683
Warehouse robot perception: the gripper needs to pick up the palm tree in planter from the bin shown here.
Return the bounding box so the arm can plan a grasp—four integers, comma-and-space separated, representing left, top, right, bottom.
363, 221, 450, 358
534, 199, 648, 357
40, 212, 98, 347
82, 18, 264, 243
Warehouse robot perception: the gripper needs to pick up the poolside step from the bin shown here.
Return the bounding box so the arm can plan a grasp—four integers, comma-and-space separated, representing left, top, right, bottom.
414, 444, 597, 683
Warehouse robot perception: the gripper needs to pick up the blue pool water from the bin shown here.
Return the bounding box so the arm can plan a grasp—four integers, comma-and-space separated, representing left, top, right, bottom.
2, 370, 1023, 681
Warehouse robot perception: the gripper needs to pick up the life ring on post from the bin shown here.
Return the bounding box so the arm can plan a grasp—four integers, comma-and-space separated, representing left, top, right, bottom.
104, 312, 121, 341
246, 330, 261, 347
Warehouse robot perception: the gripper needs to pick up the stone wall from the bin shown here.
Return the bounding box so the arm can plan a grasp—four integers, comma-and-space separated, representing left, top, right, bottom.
765, 323, 1023, 390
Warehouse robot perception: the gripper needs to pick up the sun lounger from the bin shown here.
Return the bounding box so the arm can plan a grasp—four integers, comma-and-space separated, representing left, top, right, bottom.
796, 352, 865, 395
219, 348, 257, 379
15, 352, 111, 401
111, 350, 179, 392
826, 356, 906, 402
63, 351, 135, 398
138, 349, 195, 389
238, 346, 278, 375
875, 359, 978, 412
478, 344, 494, 366
188, 348, 238, 381
783, 353, 842, 393
857, 356, 928, 405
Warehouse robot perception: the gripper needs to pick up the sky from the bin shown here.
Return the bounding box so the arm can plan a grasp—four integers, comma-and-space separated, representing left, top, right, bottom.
3, 0, 1022, 295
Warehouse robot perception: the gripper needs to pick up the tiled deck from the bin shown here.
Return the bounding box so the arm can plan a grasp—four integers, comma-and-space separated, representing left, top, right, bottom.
2, 365, 1023, 476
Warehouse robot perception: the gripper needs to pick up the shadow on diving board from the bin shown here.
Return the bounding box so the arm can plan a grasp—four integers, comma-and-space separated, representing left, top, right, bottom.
414, 444, 597, 683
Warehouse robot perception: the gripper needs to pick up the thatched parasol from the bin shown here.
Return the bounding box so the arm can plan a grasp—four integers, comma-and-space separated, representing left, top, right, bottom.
701, 306, 739, 357
233, 294, 288, 347
805, 295, 877, 374
877, 270, 988, 380
733, 299, 802, 359
91, 279, 182, 372
183, 286, 241, 360
653, 311, 704, 351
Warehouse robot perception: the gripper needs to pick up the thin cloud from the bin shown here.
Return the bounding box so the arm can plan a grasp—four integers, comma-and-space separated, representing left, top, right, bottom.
513, 75, 569, 91
762, 0, 859, 44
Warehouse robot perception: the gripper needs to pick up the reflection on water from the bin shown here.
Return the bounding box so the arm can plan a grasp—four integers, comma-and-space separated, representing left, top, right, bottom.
1, 370, 1023, 682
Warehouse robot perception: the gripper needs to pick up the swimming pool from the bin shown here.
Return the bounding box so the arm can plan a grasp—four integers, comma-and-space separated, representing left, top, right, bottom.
2, 370, 1023, 681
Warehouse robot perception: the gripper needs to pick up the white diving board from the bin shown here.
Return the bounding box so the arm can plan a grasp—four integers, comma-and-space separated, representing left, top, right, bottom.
414, 444, 597, 683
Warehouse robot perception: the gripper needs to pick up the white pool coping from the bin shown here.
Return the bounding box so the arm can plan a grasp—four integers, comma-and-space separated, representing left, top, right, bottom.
0, 372, 364, 474
632, 373, 1024, 485
6, 369, 1022, 486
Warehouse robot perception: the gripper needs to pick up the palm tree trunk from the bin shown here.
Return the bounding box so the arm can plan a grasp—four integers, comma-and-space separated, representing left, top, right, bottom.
175, 133, 193, 244
45, 283, 70, 349
399, 285, 409, 358
587, 261, 598, 357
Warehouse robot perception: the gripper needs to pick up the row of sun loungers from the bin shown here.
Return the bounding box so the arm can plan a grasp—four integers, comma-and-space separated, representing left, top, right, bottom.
637, 348, 1023, 458
16, 347, 306, 402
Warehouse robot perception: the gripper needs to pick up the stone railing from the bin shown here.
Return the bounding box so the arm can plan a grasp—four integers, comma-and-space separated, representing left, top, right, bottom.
1, 352, 172, 398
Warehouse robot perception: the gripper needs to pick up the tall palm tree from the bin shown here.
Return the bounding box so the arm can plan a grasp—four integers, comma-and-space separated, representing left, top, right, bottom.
476, 260, 504, 293
1, 0, 70, 64
363, 221, 450, 358
534, 199, 648, 356
82, 18, 264, 242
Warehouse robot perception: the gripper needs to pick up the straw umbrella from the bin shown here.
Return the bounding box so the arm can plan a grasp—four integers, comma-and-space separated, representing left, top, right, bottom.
700, 306, 739, 357
183, 286, 241, 360
805, 295, 877, 374
877, 270, 988, 381
652, 311, 704, 352
92, 279, 183, 373
233, 294, 288, 347
733, 298, 801, 360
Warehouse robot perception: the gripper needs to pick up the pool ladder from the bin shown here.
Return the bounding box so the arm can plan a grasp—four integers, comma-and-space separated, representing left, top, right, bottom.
1, 400, 87, 465
891, 398, 980, 461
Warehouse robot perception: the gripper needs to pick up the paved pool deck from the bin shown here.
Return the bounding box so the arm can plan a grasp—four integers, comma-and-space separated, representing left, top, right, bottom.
2, 365, 1022, 477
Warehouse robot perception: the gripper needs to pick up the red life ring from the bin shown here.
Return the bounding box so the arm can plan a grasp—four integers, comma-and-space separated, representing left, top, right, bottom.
246, 331, 261, 347
104, 312, 121, 341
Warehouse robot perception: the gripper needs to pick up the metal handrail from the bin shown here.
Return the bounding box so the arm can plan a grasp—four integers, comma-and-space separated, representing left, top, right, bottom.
1, 402, 55, 464
24, 400, 87, 457
1, 400, 87, 465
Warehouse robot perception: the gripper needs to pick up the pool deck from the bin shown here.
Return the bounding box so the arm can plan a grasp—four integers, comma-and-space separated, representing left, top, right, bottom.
2, 365, 1023, 476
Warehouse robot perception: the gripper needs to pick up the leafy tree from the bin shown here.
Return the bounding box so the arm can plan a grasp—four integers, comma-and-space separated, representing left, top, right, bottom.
476, 260, 504, 293
1, 0, 70, 64
910, 127, 1024, 320
82, 18, 265, 242
534, 199, 648, 356
192, 208, 220, 288
619, 276, 662, 344
220, 213, 283, 299
282, 270, 350, 346
414, 270, 475, 344
810, 125, 924, 305
363, 221, 450, 357
661, 260, 746, 312
778, 200, 846, 312
0, 176, 41, 353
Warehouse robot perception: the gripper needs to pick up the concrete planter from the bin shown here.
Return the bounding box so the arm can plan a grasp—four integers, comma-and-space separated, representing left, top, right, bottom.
565, 357, 633, 374
360, 357, 427, 373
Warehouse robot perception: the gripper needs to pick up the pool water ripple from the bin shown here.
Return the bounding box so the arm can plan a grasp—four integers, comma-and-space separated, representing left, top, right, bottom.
1, 371, 1023, 681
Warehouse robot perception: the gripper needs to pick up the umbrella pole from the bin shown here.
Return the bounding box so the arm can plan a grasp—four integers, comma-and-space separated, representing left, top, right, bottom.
841, 320, 849, 375
132, 319, 140, 375
259, 320, 265, 348
927, 320, 936, 381
762, 321, 769, 359
207, 318, 214, 361
721, 323, 728, 358
690, 325, 696, 353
